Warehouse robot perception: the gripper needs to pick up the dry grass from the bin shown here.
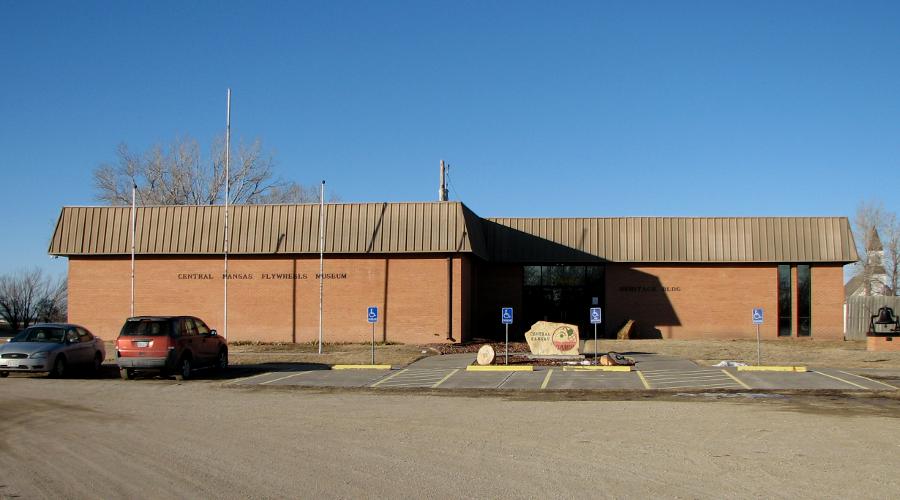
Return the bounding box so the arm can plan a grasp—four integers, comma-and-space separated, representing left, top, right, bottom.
582, 339, 900, 369
228, 342, 434, 366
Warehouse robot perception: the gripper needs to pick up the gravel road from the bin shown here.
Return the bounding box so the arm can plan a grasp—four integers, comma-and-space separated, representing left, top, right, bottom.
1, 377, 898, 499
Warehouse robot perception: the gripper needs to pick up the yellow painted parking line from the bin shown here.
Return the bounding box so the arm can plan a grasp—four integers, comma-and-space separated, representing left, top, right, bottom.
466, 365, 533, 372
815, 371, 869, 390
636, 371, 651, 389
540, 369, 554, 389
561, 366, 632, 372
225, 371, 274, 385
721, 369, 751, 389
643, 372, 733, 380
370, 368, 407, 387
259, 371, 312, 385
737, 366, 807, 372
838, 371, 899, 390
332, 364, 392, 370
431, 369, 459, 388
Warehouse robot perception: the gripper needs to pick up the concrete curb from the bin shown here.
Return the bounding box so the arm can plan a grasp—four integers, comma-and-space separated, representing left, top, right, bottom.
737, 366, 807, 372
332, 364, 392, 370
466, 365, 534, 372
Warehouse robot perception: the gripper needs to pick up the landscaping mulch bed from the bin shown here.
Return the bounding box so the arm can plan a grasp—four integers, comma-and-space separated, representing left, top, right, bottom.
427, 341, 532, 355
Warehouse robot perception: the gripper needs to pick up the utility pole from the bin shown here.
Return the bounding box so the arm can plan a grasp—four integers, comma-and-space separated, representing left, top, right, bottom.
439, 160, 449, 201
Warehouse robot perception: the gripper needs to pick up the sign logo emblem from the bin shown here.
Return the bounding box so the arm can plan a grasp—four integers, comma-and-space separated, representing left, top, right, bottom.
367, 306, 378, 323
551, 326, 577, 351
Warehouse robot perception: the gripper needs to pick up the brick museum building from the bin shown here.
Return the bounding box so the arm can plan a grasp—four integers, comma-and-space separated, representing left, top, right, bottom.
49, 202, 858, 344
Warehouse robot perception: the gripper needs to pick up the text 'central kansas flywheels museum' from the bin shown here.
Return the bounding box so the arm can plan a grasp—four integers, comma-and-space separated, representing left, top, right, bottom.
49, 202, 857, 344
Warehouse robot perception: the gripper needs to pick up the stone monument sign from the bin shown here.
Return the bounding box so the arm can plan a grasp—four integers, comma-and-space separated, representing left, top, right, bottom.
524, 321, 581, 356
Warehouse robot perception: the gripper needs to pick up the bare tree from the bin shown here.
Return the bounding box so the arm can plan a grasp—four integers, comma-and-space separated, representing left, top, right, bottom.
851, 199, 898, 296
93, 135, 326, 206
883, 212, 900, 295
0, 269, 67, 331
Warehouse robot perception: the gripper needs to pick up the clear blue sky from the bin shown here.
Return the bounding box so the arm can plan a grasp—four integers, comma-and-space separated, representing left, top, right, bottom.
2, 0, 899, 276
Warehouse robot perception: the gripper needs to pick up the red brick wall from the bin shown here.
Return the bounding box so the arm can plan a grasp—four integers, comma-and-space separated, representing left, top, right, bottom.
68, 256, 846, 343
68, 255, 468, 344
605, 264, 845, 340
810, 265, 844, 340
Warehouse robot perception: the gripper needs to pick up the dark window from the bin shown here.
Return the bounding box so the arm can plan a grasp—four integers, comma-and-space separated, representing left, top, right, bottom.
797, 265, 811, 337
522, 265, 605, 336
194, 319, 210, 335
777, 265, 792, 336
77, 327, 93, 342
120, 320, 171, 337
181, 318, 197, 336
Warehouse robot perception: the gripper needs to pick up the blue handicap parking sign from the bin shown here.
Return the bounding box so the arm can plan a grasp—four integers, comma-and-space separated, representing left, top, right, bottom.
752, 307, 763, 325
501, 307, 513, 324
590, 307, 602, 324
367, 306, 378, 323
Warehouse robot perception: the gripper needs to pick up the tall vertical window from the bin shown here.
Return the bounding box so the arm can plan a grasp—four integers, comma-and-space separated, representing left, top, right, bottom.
777, 265, 792, 337
797, 265, 811, 337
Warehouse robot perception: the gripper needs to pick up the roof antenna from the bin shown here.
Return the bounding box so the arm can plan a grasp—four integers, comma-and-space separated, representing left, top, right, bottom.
439, 160, 449, 201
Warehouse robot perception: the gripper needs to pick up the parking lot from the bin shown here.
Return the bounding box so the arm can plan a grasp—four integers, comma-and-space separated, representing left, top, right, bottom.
228, 353, 899, 392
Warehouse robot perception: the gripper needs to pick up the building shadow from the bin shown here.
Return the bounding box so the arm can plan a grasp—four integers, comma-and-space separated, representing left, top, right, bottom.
472, 222, 680, 341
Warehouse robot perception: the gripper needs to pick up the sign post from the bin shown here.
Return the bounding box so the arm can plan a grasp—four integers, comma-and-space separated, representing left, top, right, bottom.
367, 306, 378, 365
501, 307, 513, 365
590, 307, 602, 364
752, 307, 764, 366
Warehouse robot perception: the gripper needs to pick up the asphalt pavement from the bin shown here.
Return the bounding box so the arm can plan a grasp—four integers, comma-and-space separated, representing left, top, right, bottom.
228, 352, 900, 392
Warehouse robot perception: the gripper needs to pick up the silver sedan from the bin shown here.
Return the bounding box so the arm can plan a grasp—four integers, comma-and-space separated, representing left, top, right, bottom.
0, 323, 106, 378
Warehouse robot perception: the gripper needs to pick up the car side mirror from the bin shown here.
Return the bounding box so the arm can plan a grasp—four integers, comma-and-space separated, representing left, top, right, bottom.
210, 330, 218, 336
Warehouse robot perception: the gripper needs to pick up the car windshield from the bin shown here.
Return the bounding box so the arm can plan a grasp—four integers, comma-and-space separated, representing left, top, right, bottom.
15, 327, 65, 343
120, 320, 171, 337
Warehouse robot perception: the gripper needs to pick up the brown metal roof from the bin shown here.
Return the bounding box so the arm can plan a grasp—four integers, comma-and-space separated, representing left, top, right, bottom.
49, 203, 486, 258
484, 217, 858, 263
49, 205, 858, 264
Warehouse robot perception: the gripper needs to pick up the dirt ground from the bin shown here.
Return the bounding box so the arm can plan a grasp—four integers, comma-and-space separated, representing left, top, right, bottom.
0, 378, 897, 499
227, 342, 434, 366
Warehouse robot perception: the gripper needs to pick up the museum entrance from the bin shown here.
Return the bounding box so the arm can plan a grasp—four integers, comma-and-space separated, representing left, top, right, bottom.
523, 265, 605, 339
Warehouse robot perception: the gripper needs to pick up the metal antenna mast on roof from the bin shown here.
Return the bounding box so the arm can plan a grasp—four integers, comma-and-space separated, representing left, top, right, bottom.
224, 88, 231, 341
439, 160, 449, 201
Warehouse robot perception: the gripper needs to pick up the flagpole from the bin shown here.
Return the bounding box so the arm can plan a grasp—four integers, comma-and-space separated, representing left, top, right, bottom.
318, 180, 325, 354
130, 183, 136, 317
224, 88, 231, 341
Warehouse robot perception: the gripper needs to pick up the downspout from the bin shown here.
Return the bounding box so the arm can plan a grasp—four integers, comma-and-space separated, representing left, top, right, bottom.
447, 256, 454, 341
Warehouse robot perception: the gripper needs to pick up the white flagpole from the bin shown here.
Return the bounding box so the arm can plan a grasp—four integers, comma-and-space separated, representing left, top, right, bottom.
130, 183, 136, 317
318, 180, 325, 354
224, 88, 231, 340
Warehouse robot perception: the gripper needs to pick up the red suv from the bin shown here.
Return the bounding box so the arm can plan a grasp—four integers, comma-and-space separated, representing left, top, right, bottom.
115, 316, 227, 380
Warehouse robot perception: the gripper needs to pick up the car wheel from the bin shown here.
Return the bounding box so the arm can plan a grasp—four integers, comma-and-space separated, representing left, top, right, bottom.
49, 356, 67, 378
119, 367, 133, 380
92, 352, 103, 375
174, 356, 192, 381
215, 349, 228, 371
0, 371, 8, 378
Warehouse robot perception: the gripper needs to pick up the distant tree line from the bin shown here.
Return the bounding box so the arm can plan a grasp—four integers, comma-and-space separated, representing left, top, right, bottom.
0, 269, 67, 332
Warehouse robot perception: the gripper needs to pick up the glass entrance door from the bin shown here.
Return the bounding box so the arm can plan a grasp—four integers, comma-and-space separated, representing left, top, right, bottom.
523, 265, 604, 339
